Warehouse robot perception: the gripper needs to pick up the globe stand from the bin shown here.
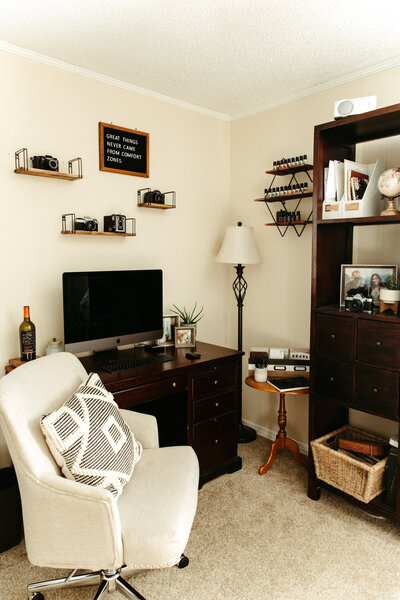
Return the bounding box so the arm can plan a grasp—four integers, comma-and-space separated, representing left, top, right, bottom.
380, 194, 400, 216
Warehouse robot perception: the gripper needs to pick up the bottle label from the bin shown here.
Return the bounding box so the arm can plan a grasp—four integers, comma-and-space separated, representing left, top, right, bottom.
21, 331, 36, 359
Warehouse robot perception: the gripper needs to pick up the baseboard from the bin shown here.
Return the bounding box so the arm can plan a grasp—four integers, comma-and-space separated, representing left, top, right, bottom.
242, 419, 309, 456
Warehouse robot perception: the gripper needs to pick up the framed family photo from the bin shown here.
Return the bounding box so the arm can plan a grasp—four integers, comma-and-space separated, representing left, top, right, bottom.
340, 264, 398, 306
156, 315, 179, 346
174, 326, 196, 348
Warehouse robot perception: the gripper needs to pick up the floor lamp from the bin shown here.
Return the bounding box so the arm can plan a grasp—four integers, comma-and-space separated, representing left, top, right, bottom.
216, 222, 261, 443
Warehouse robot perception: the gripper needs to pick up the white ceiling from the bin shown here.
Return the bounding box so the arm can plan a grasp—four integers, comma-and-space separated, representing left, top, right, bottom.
1, 0, 400, 119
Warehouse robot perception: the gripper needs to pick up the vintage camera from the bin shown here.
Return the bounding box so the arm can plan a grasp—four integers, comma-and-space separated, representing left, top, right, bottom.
104, 214, 126, 233
144, 190, 165, 204
344, 288, 373, 313
75, 216, 98, 232
31, 155, 59, 171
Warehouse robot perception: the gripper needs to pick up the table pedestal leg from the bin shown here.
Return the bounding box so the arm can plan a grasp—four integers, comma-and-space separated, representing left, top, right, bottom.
259, 392, 307, 475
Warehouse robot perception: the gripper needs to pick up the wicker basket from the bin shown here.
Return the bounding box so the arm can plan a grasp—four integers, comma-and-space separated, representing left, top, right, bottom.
310, 425, 388, 503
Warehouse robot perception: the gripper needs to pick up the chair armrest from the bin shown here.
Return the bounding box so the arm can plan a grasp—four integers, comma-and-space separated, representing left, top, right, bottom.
120, 410, 159, 449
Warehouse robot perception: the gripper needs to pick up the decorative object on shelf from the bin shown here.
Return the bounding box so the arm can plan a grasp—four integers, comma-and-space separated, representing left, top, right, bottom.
255, 159, 313, 237
61, 213, 136, 236
14, 148, 82, 180
216, 221, 261, 444
333, 95, 377, 120
104, 214, 126, 233
98, 122, 149, 178
379, 277, 400, 314
378, 167, 400, 216
137, 187, 176, 209
340, 264, 398, 307
174, 325, 196, 348
45, 338, 63, 355
156, 315, 180, 346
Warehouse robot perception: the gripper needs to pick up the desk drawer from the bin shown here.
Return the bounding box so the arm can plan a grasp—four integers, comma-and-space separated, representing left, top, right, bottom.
113, 375, 188, 409
355, 365, 399, 420
357, 320, 400, 369
315, 357, 353, 403
193, 391, 234, 423
315, 315, 354, 360
193, 412, 236, 471
192, 363, 236, 398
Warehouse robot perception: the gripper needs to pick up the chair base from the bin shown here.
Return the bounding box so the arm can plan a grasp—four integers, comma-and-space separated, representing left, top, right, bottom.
28, 567, 147, 600
28, 555, 189, 600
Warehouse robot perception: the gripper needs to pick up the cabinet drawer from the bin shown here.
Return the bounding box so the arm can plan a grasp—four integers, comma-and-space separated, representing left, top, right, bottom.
192, 412, 236, 471
315, 357, 353, 403
113, 375, 188, 409
357, 320, 400, 369
192, 363, 236, 398
315, 315, 354, 360
193, 391, 234, 423
355, 365, 399, 420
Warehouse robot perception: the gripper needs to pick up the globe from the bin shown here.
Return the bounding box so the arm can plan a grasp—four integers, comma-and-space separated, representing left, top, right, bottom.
378, 168, 400, 198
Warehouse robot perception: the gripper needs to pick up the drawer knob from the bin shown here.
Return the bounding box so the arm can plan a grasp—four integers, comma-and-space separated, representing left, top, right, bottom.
330, 334, 336, 340
214, 380, 218, 385
172, 382, 177, 388
372, 388, 378, 394
376, 341, 382, 347
214, 439, 219, 444
215, 402, 220, 407
213, 417, 217, 423
329, 377, 335, 382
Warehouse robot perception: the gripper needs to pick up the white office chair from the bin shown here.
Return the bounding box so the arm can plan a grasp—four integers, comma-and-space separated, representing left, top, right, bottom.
0, 352, 199, 600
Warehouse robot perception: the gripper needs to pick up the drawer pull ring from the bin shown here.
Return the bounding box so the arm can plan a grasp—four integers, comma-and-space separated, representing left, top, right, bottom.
376, 341, 382, 346
172, 382, 177, 388
215, 402, 220, 407
330, 334, 336, 340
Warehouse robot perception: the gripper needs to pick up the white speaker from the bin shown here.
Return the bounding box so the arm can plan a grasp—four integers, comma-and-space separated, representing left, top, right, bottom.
334, 95, 377, 119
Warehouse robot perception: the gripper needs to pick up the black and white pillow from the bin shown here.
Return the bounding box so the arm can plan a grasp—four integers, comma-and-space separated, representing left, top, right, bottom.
41, 372, 142, 498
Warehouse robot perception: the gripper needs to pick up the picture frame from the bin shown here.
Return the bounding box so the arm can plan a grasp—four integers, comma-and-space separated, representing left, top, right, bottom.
174, 326, 196, 348
98, 122, 149, 178
340, 264, 398, 306
156, 315, 179, 346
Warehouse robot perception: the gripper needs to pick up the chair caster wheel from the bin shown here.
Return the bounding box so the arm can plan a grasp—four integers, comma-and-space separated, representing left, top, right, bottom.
178, 554, 189, 569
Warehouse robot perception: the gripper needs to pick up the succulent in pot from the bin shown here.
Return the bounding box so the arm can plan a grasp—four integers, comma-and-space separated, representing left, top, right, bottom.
171, 302, 204, 326
380, 277, 400, 305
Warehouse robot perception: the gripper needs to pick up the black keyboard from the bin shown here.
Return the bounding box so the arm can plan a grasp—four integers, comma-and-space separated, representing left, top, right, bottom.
101, 353, 173, 373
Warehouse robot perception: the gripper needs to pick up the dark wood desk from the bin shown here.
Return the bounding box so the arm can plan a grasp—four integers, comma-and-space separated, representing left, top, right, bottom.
79, 341, 243, 486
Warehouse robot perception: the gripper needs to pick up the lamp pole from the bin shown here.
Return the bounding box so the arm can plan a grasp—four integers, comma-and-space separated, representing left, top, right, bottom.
233, 263, 257, 443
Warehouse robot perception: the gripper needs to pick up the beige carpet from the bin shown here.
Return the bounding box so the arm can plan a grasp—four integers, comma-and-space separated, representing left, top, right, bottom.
2, 436, 400, 600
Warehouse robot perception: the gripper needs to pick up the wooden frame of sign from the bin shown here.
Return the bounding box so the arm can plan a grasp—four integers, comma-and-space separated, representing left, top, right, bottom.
99, 122, 149, 177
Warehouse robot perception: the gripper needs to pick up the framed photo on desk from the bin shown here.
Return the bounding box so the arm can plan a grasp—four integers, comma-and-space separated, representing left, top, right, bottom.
157, 315, 179, 346
174, 326, 196, 348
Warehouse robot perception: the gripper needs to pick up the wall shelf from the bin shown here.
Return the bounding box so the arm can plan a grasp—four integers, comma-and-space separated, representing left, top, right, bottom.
265, 163, 313, 176
15, 149, 82, 180
61, 214, 136, 236
137, 188, 176, 209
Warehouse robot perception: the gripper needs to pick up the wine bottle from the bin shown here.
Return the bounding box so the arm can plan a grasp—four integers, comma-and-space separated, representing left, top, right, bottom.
19, 306, 36, 361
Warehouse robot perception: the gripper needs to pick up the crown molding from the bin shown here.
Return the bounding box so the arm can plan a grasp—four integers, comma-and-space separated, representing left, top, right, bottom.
231, 55, 400, 120
0, 40, 231, 122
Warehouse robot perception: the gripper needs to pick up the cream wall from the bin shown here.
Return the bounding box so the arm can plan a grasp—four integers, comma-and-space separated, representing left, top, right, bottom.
0, 49, 231, 466
231, 65, 400, 448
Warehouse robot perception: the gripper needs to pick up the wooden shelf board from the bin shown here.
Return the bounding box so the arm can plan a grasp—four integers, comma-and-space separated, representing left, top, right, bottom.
137, 203, 175, 209
317, 214, 400, 226
61, 230, 135, 236
265, 221, 312, 227
255, 192, 313, 202
265, 163, 313, 175
15, 167, 81, 180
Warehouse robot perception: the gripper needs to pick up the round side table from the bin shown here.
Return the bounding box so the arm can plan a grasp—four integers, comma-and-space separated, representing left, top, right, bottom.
245, 375, 308, 475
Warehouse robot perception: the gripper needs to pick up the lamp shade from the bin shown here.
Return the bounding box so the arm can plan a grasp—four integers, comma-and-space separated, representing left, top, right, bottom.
216, 224, 261, 265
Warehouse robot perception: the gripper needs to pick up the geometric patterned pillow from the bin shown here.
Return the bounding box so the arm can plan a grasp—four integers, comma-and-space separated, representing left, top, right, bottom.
40, 372, 142, 498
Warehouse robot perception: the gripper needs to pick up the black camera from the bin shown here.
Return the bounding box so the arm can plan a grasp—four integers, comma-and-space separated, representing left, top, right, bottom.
75, 216, 98, 232
104, 214, 126, 233
344, 288, 373, 314
31, 155, 59, 171
144, 190, 165, 204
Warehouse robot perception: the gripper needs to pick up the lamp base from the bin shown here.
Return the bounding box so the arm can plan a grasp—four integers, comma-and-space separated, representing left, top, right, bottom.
238, 422, 257, 444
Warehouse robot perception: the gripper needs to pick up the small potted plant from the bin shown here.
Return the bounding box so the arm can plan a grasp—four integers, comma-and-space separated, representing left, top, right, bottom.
170, 302, 204, 328
380, 277, 400, 304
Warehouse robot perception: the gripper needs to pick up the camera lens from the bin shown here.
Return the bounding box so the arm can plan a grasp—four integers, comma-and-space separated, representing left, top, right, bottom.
350, 299, 362, 312
47, 158, 58, 171
85, 221, 96, 231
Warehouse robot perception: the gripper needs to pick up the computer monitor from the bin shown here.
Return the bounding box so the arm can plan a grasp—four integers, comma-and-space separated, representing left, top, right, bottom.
62, 269, 163, 355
